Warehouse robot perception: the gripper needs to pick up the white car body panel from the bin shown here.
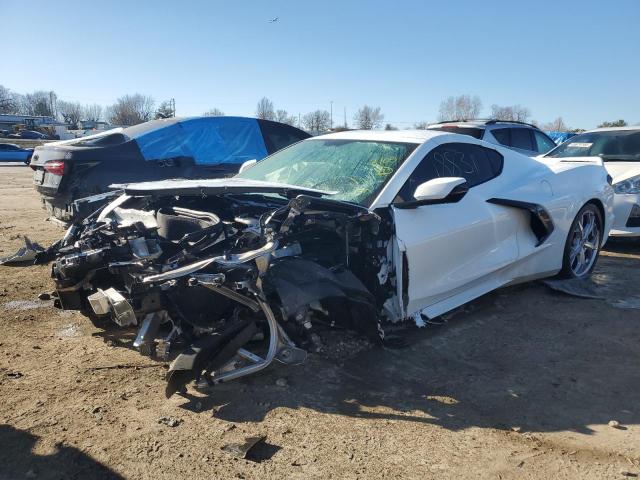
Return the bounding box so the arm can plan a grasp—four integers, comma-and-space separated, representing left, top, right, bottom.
604, 163, 640, 236
366, 133, 612, 321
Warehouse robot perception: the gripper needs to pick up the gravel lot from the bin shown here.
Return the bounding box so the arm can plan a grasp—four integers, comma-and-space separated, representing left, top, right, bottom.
1, 165, 639, 479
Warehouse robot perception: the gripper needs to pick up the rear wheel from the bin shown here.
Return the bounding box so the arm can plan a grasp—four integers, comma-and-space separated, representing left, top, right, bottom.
559, 203, 602, 278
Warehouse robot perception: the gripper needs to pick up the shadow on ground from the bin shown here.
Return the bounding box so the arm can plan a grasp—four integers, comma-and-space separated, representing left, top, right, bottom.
170, 250, 640, 437
0, 425, 123, 480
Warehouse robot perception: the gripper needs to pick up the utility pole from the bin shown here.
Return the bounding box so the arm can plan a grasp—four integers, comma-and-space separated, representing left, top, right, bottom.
171, 98, 176, 117
49, 91, 56, 119
330, 101, 333, 129
343, 107, 347, 129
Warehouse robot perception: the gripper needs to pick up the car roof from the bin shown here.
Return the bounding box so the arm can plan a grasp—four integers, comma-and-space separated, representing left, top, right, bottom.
586, 126, 640, 133
427, 119, 539, 129
311, 129, 446, 144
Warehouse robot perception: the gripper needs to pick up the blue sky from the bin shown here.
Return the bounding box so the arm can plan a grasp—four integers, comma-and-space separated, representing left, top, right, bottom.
1, 0, 638, 129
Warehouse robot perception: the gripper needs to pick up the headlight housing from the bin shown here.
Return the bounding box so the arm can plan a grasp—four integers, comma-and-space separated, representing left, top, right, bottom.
614, 175, 640, 194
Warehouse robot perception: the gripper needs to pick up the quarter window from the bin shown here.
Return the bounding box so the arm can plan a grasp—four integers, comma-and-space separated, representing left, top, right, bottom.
394, 143, 503, 203
491, 128, 510, 146
510, 128, 534, 151
533, 130, 556, 153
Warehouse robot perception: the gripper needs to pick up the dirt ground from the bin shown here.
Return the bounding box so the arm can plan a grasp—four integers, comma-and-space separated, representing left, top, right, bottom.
0, 165, 639, 480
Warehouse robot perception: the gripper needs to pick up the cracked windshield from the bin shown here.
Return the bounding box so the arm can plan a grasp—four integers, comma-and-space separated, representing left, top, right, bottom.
236, 138, 416, 205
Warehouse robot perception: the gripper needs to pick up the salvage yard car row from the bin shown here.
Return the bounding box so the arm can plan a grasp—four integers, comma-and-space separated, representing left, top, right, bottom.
19, 122, 624, 397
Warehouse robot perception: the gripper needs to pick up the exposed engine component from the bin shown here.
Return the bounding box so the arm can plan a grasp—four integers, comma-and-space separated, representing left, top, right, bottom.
45, 188, 395, 396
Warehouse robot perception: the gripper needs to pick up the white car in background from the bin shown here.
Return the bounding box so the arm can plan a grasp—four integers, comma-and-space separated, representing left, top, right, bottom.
544, 127, 640, 237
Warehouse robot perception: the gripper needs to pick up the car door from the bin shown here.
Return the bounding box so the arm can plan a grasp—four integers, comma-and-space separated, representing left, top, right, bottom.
391, 142, 520, 318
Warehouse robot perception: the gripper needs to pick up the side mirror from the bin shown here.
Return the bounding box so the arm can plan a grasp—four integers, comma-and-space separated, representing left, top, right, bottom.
239, 159, 257, 173
395, 177, 468, 209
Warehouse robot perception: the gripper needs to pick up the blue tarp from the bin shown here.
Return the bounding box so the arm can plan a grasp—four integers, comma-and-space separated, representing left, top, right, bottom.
135, 117, 268, 165
546, 131, 577, 145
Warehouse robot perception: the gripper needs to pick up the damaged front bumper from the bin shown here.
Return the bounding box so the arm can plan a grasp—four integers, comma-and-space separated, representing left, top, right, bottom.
44, 187, 393, 397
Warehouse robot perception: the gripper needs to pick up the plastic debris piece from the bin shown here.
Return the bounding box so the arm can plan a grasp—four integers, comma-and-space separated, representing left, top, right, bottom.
0, 237, 44, 265
221, 435, 266, 459
542, 278, 605, 299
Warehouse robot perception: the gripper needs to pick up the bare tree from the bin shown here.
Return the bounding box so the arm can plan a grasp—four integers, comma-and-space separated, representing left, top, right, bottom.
384, 123, 398, 130
413, 121, 429, 130
490, 104, 531, 122
302, 109, 331, 133
0, 85, 20, 114
275, 109, 297, 125
21, 90, 56, 117
438, 95, 482, 121
255, 97, 275, 120
203, 108, 225, 117
543, 117, 570, 131
57, 100, 83, 128
155, 100, 175, 119
353, 105, 384, 130
597, 119, 627, 128
83, 104, 103, 122
106, 94, 155, 126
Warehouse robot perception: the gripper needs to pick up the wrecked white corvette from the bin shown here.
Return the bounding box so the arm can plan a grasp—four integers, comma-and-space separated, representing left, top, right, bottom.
44, 130, 614, 396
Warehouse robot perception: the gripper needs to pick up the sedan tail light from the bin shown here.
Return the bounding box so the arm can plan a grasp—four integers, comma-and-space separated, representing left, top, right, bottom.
44, 160, 65, 176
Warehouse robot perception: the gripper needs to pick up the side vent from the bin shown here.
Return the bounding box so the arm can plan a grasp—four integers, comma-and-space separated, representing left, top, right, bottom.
487, 198, 555, 247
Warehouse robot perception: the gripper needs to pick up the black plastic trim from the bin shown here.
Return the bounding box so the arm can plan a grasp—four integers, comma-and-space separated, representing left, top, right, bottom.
626, 204, 640, 228
487, 198, 555, 246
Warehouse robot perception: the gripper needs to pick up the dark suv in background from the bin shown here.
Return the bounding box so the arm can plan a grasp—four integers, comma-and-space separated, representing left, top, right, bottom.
428, 119, 557, 157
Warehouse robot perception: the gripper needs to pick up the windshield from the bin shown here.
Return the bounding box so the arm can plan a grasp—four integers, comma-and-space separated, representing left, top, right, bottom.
235, 138, 417, 205
546, 130, 640, 161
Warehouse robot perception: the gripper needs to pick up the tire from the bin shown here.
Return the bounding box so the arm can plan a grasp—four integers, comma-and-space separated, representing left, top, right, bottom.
559, 203, 603, 279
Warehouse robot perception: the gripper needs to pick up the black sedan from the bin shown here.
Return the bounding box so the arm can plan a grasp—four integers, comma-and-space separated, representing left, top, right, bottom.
30, 116, 310, 220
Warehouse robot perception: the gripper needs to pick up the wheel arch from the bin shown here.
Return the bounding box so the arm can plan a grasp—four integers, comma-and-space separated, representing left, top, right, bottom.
586, 198, 605, 225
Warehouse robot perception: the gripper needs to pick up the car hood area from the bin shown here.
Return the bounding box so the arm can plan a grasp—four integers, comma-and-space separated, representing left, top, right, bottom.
33, 186, 394, 397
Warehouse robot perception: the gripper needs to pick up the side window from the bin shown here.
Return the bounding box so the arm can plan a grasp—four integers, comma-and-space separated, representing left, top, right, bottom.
259, 121, 311, 153
394, 143, 504, 202
533, 130, 556, 153
510, 128, 534, 151
491, 128, 510, 146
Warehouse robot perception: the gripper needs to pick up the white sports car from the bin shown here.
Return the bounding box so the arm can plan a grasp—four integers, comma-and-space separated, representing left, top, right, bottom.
43, 130, 613, 395
544, 126, 640, 237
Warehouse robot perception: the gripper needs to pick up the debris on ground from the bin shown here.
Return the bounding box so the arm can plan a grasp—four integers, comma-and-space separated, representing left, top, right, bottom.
0, 236, 44, 265
543, 277, 640, 310
221, 435, 266, 459
542, 278, 605, 299
158, 416, 182, 427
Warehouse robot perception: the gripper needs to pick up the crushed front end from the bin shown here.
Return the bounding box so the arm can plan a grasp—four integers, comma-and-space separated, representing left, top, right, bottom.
48, 185, 394, 396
